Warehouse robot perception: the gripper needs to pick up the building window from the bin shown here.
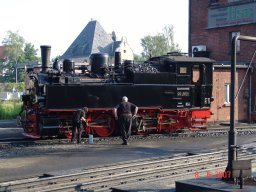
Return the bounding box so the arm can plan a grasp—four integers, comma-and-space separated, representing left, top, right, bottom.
224, 84, 231, 104
209, 0, 219, 6
179, 67, 188, 74
230, 31, 240, 53
210, 0, 219, 4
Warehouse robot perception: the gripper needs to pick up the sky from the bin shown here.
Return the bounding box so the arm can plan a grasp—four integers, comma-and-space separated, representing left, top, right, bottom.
0, 0, 189, 58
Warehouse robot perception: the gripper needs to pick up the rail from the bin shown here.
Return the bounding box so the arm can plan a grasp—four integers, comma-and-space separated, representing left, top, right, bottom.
0, 150, 255, 192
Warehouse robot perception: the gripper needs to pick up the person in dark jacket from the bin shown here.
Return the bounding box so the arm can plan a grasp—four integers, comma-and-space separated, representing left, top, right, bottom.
113, 96, 138, 145
71, 107, 88, 144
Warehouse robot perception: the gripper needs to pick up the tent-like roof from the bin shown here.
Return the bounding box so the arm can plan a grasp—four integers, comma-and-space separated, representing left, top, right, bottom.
61, 20, 114, 59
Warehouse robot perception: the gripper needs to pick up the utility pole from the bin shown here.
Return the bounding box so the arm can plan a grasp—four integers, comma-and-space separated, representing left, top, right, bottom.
227, 35, 256, 177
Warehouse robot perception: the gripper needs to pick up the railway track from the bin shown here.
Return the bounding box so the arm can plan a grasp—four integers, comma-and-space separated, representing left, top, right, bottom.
0, 124, 256, 147
170, 124, 256, 137
0, 150, 255, 192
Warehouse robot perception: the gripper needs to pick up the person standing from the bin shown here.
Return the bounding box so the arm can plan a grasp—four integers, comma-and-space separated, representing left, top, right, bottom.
71, 107, 88, 144
113, 96, 138, 145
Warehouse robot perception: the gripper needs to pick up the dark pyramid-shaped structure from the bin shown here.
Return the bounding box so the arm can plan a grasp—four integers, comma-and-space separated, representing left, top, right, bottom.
61, 20, 113, 59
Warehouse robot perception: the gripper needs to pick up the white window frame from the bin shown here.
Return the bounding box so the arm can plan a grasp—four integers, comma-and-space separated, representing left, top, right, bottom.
224, 84, 231, 104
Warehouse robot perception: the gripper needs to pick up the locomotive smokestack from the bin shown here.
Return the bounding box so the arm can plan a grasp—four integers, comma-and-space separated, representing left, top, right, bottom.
40, 45, 51, 72
114, 52, 121, 69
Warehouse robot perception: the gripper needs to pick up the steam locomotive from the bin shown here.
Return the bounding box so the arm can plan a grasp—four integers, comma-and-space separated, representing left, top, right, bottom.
19, 45, 214, 139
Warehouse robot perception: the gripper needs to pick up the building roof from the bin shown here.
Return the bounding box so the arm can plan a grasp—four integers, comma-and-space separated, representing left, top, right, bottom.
0, 46, 6, 59
61, 20, 114, 59
101, 40, 121, 56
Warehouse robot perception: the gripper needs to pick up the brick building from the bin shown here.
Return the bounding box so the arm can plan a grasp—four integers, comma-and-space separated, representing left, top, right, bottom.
189, 0, 256, 123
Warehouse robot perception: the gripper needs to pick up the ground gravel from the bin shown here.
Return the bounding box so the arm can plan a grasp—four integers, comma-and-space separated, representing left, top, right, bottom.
0, 144, 86, 158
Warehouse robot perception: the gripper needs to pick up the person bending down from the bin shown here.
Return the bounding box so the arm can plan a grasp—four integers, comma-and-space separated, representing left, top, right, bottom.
71, 107, 88, 144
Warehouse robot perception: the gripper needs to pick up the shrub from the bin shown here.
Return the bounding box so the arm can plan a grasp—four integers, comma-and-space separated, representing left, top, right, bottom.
0, 82, 25, 92
0, 100, 22, 119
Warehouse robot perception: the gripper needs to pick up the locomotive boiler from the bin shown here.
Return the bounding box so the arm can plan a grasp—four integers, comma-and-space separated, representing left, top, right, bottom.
20, 45, 214, 139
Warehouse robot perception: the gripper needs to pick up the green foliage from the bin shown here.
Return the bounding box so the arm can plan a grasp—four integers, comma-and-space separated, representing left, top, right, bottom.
2, 31, 25, 63
24, 43, 39, 63
134, 54, 144, 62
1, 30, 39, 83
140, 25, 181, 60
52, 55, 61, 62
1, 31, 24, 82
0, 82, 25, 92
0, 59, 7, 81
0, 100, 22, 119
141, 35, 167, 59
0, 59, 16, 82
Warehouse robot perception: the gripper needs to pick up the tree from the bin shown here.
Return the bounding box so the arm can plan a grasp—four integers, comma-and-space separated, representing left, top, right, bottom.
52, 55, 61, 62
24, 43, 39, 63
0, 31, 39, 83
17, 43, 39, 82
1, 31, 25, 82
140, 25, 181, 60
133, 53, 144, 62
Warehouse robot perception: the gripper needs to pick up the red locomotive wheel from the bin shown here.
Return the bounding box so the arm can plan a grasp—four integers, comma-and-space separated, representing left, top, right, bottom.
65, 132, 72, 139
90, 113, 116, 137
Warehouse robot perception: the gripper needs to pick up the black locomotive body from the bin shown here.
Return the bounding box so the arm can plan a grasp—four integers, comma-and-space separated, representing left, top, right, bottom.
20, 46, 214, 138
